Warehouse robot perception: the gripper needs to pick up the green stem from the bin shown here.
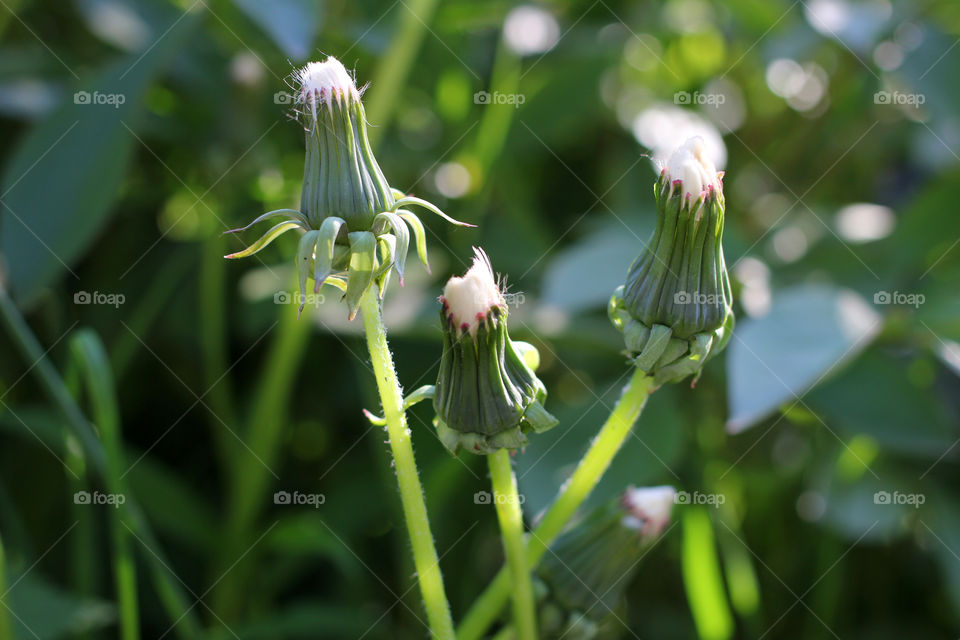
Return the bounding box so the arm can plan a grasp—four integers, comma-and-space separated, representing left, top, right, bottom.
212, 276, 311, 619
358, 289, 454, 639
0, 534, 12, 640
0, 290, 201, 638
457, 368, 654, 640
487, 450, 536, 640
363, 0, 441, 144
70, 331, 141, 640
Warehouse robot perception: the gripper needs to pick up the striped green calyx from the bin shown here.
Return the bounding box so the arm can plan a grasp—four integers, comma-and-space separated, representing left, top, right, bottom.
534, 486, 677, 639
225, 56, 472, 319
610, 137, 734, 385
433, 248, 557, 455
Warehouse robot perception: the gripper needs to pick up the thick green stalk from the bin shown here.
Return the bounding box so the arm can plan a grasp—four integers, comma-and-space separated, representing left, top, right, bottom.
0, 290, 201, 638
457, 369, 654, 640
487, 450, 536, 640
359, 289, 454, 639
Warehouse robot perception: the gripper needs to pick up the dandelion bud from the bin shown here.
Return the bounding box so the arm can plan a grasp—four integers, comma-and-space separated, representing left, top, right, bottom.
535, 486, 677, 639
296, 57, 392, 232
610, 137, 734, 385
225, 56, 472, 320
433, 248, 557, 455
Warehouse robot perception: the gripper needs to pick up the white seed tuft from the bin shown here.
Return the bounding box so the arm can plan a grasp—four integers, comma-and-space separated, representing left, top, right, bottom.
621, 485, 676, 538
296, 57, 359, 119
666, 137, 721, 201
442, 247, 504, 337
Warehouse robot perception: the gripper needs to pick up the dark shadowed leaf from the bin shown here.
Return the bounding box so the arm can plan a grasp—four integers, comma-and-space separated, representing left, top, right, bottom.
0, 11, 198, 306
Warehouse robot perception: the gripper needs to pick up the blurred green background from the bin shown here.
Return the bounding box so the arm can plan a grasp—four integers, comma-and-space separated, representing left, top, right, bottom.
1, 0, 959, 638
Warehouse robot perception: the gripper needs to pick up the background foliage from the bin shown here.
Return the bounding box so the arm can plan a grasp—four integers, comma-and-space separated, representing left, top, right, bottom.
1, 0, 959, 638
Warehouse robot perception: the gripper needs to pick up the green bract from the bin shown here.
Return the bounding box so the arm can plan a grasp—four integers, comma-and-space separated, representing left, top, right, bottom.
611, 138, 734, 385
433, 249, 557, 455
225, 56, 471, 319
535, 486, 676, 640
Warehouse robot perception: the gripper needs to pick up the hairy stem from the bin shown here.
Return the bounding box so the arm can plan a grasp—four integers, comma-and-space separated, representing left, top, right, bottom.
359, 289, 454, 639
487, 449, 537, 640
457, 368, 654, 640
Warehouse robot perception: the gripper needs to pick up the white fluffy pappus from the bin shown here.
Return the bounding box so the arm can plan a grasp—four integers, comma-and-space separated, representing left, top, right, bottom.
296, 57, 359, 117
441, 248, 505, 336
665, 136, 722, 201
621, 485, 676, 538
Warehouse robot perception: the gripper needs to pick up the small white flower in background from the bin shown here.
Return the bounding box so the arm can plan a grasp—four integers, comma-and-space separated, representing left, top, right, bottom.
622, 485, 676, 538
442, 248, 504, 337
665, 136, 721, 200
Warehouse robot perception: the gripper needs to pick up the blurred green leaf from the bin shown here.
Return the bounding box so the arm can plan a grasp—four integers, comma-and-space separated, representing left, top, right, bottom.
804, 349, 957, 458
0, 11, 198, 306
125, 455, 218, 550
681, 506, 734, 640
6, 572, 114, 639
541, 219, 653, 313
232, 0, 321, 62
203, 601, 387, 639
726, 284, 881, 433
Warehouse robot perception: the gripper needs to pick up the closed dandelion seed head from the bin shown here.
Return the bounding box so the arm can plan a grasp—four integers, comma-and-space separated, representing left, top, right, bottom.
665, 136, 720, 203
441, 248, 504, 337
224, 55, 472, 321
609, 136, 734, 386
535, 487, 677, 637
432, 248, 557, 455
297, 57, 359, 119
621, 485, 676, 539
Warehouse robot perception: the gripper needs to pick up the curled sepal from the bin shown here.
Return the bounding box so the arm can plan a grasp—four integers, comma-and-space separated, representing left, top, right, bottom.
397, 210, 430, 273
375, 233, 397, 299
312, 217, 347, 293
524, 399, 558, 433
344, 231, 377, 320
633, 324, 673, 372
296, 230, 321, 316
394, 195, 475, 228
373, 212, 411, 285
224, 221, 303, 259
512, 341, 541, 372
607, 285, 631, 332
435, 419, 529, 456
224, 209, 308, 235
363, 385, 436, 426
